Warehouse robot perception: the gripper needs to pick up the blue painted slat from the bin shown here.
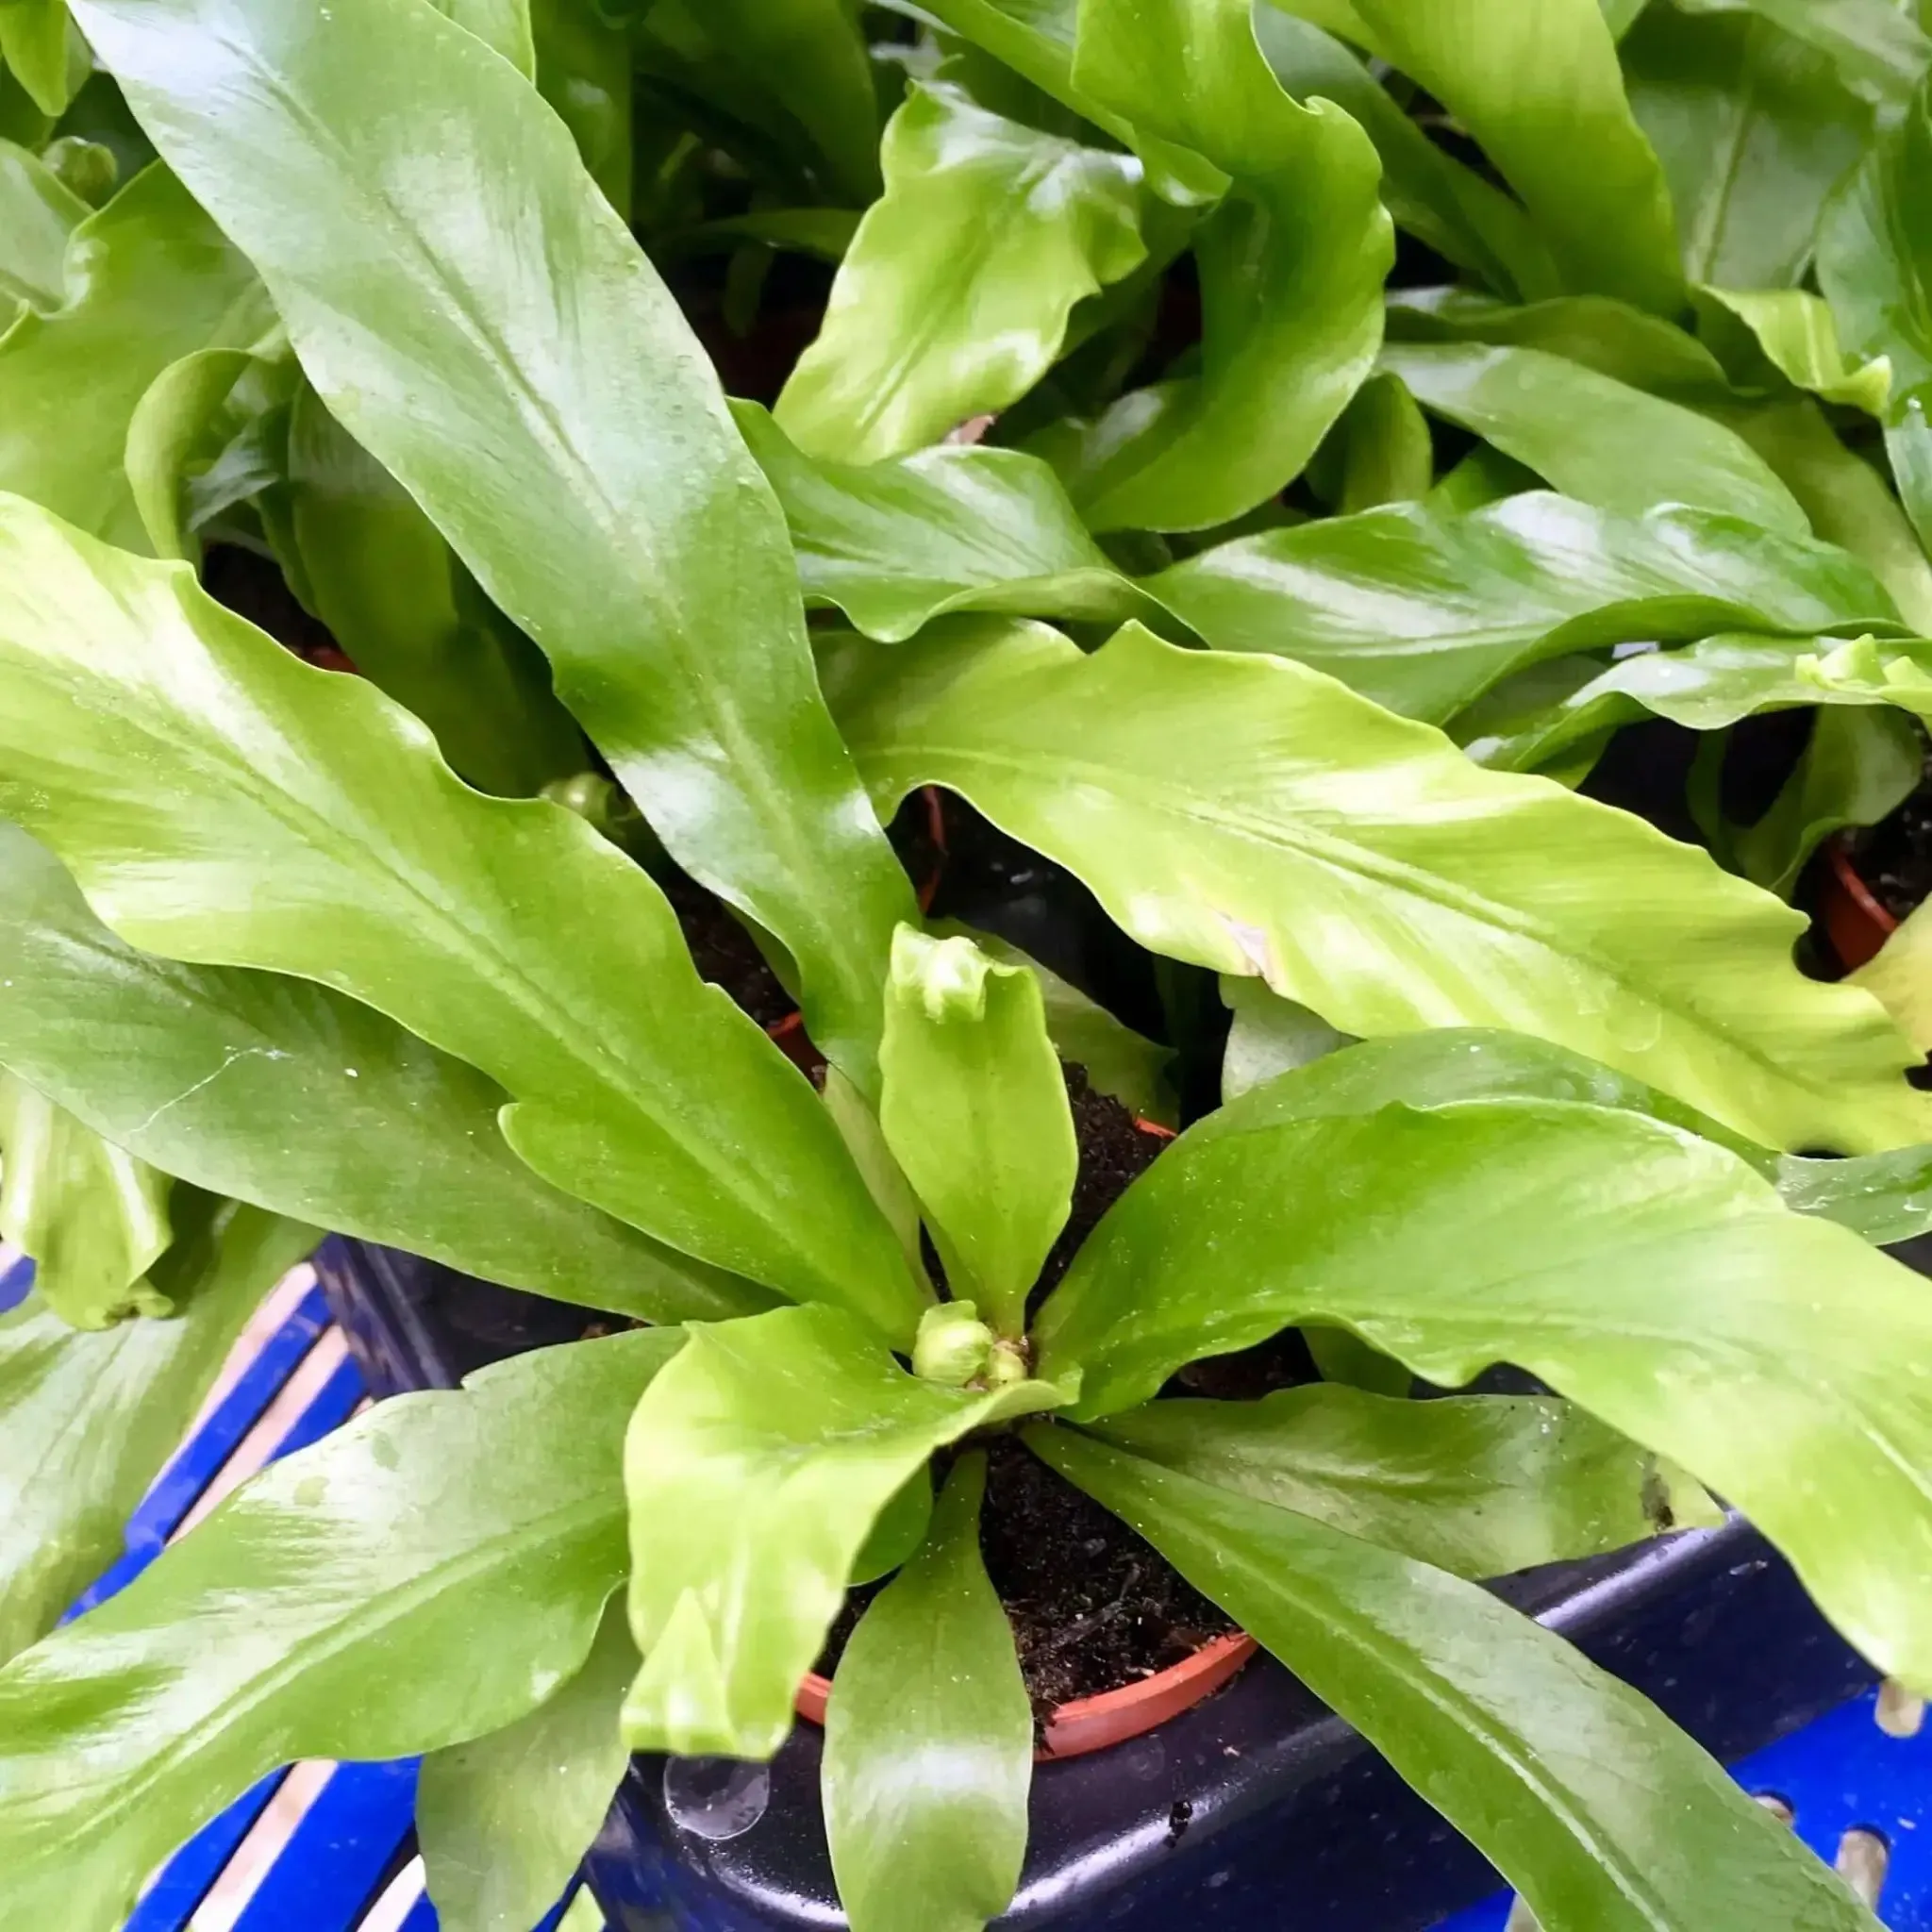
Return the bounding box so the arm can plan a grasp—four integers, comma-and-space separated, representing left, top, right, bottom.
229, 1759, 421, 1932
268, 1351, 366, 1460
400, 1894, 441, 1932
0, 1251, 34, 1313
124, 1774, 288, 1932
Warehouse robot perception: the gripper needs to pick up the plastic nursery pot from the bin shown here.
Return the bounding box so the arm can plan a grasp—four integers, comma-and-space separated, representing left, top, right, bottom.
1822, 838, 1898, 973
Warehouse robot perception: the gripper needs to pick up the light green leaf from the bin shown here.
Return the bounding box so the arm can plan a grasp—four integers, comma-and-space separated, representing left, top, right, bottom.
1675, 0, 1931, 106
0, 0, 79, 119
824, 1454, 1031, 1932
1252, 9, 1557, 302
1382, 341, 1808, 534
0, 823, 758, 1324
1461, 632, 1932, 774
1220, 979, 1353, 1101
125, 345, 281, 562
0, 1196, 315, 1664
935, 923, 1176, 1125
286, 387, 585, 799
1624, 3, 1872, 290
831, 618, 1929, 1152
431, 0, 535, 75
0, 136, 85, 311
775, 82, 1143, 462
1733, 705, 1924, 899
1774, 1139, 1932, 1248
1049, 0, 1391, 533
1035, 1430, 1879, 1932
621, 1303, 1067, 1758
739, 401, 1174, 642
0, 163, 269, 550
1695, 286, 1893, 412
0, 1074, 171, 1329
1031, 1086, 1932, 1690
1149, 489, 1892, 723
1341, 0, 1682, 314
418, 1599, 634, 1932
1320, 371, 1431, 513
0, 499, 919, 1336
73, 0, 917, 1091
880, 925, 1076, 1338
556, 1891, 604, 1932
1086, 1384, 1704, 1577
0, 1328, 682, 1932
1853, 900, 1932, 1054
1817, 79, 1932, 555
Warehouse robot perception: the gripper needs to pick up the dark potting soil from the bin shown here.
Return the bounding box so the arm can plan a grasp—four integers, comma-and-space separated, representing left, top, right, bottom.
657, 867, 798, 1029
1031, 1064, 1166, 1306
203, 544, 353, 671
1851, 737, 1932, 923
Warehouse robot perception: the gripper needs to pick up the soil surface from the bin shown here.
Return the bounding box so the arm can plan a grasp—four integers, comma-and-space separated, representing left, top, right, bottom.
1851, 738, 1932, 923
203, 545, 354, 671
658, 868, 798, 1029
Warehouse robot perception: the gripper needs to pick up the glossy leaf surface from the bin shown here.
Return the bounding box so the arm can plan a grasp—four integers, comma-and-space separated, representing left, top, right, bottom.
738, 401, 1173, 641
1676, 0, 1930, 105
0, 1197, 315, 1664
1695, 286, 1891, 412
1343, 0, 1682, 314
1038, 1430, 1877, 1931
0, 824, 755, 1324
1032, 1088, 1932, 1688
775, 82, 1145, 463
0, 1074, 171, 1329
879, 926, 1076, 1338
1056, 0, 1391, 533
0, 1329, 682, 1932
73, 0, 916, 1086
1150, 490, 1892, 723
622, 1304, 1065, 1758
832, 619, 1928, 1152
1383, 342, 1808, 533
1088, 1385, 1697, 1578
0, 163, 268, 549
0, 0, 78, 118
824, 1455, 1031, 1932
418, 1601, 635, 1932
0, 501, 916, 1332
0, 136, 84, 310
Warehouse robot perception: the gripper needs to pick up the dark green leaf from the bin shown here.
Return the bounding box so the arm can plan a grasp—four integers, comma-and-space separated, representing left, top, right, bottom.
774, 81, 1145, 461
831, 618, 1930, 1151
0, 1196, 315, 1664
1149, 489, 1892, 723
1035, 1430, 1878, 1931
0, 136, 85, 311
1048, 0, 1391, 533
621, 1304, 1067, 1758
1382, 342, 1808, 532
0, 503, 918, 1334
0, 824, 758, 1324
1086, 1384, 1707, 1576
824, 1454, 1031, 1932
1030, 1084, 1932, 1688
418, 1599, 635, 1932
0, 1327, 682, 1932
660, 208, 859, 263
74, 0, 917, 1088
879, 925, 1076, 1338
531, 0, 631, 214
1321, 371, 1432, 513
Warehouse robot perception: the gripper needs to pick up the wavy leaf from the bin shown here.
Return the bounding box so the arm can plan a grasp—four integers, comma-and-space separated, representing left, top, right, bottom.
1341, 0, 1682, 314
1252, 9, 1557, 301
0, 1328, 681, 1932
0, 823, 757, 1323
1086, 1385, 1700, 1577
1624, 3, 1872, 290
0, 1196, 315, 1665
830, 618, 1928, 1152
621, 1303, 1067, 1758
286, 387, 585, 799
0, 163, 269, 550
879, 926, 1075, 1339
775, 82, 1144, 462
1149, 489, 1893, 723
0, 136, 84, 311
1031, 1079, 1932, 1690
1461, 632, 1932, 774
1045, 0, 1391, 533
417, 1599, 634, 1932
0, 498, 918, 1334
1035, 1430, 1877, 1932
824, 1454, 1031, 1932
72, 0, 916, 1088
0, 1074, 172, 1329
1382, 341, 1808, 532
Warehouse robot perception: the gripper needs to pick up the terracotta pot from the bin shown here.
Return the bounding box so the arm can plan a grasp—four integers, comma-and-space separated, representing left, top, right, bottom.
1822, 839, 1898, 973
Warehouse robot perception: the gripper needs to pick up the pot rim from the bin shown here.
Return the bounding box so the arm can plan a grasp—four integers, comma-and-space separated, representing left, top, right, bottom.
1823, 837, 1898, 973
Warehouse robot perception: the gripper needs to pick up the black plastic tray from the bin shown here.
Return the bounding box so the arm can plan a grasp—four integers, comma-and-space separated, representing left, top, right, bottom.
315, 1237, 1878, 1932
